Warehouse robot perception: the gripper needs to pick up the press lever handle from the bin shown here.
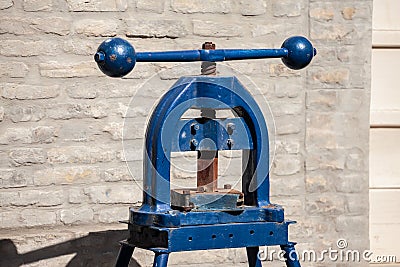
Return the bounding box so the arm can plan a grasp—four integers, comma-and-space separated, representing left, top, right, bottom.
94, 36, 316, 77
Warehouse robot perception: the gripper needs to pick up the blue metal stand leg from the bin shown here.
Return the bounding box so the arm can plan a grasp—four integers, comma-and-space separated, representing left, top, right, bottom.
115, 243, 135, 267
280, 242, 301, 267
246, 246, 262, 267
153, 252, 169, 267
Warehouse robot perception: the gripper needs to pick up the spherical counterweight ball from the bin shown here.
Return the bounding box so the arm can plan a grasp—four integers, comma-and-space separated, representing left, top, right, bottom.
94, 37, 136, 78
281, 36, 317, 70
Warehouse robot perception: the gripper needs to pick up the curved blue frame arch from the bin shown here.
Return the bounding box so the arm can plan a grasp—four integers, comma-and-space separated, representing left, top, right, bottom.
139, 76, 271, 212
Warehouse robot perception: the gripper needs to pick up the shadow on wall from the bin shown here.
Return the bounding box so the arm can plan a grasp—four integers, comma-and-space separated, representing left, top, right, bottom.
0, 230, 140, 267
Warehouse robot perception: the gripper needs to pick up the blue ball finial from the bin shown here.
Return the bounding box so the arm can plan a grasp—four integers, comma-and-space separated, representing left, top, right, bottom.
281, 36, 316, 70
94, 37, 136, 77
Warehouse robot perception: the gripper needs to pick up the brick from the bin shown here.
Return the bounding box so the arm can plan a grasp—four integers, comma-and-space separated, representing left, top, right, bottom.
193, 20, 242, 37
0, 0, 13, 9
0, 169, 29, 188
0, 18, 35, 35
136, 0, 164, 13
158, 63, 199, 79
335, 215, 368, 236
308, 67, 350, 88
46, 102, 108, 119
345, 148, 365, 171
270, 197, 303, 217
270, 175, 304, 196
67, 188, 84, 204
66, 85, 98, 99
37, 190, 64, 206
122, 160, 143, 182
306, 90, 337, 111
74, 19, 118, 37
9, 148, 47, 167
103, 119, 146, 140
271, 154, 302, 176
7, 190, 39, 206
0, 62, 29, 78
84, 184, 142, 204
306, 193, 345, 216
66, 0, 127, 11
23, 0, 52, 11
0, 17, 69, 36
125, 19, 187, 38
63, 39, 98, 56
33, 166, 100, 186
240, 0, 266, 16
56, 120, 105, 143
171, 0, 231, 14
251, 21, 304, 38
31, 17, 71, 36
117, 140, 144, 162
102, 122, 123, 140
269, 100, 303, 116
272, 0, 304, 17
345, 193, 368, 215
97, 206, 128, 223
251, 24, 275, 38
274, 80, 302, 98
117, 102, 148, 118
0, 126, 57, 146
1, 83, 59, 99
275, 139, 300, 154
9, 105, 45, 122
309, 7, 334, 21
310, 21, 361, 43
60, 207, 94, 224
275, 115, 302, 135
335, 172, 366, 193
21, 209, 57, 227
0, 128, 31, 145
95, 80, 137, 98
47, 146, 115, 164
305, 149, 346, 171
32, 126, 58, 143
102, 167, 133, 182
305, 170, 332, 193
268, 63, 301, 77
39, 61, 100, 78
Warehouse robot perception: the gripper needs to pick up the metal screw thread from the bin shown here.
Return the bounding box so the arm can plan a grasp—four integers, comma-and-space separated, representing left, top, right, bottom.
201, 42, 216, 76
201, 61, 217, 75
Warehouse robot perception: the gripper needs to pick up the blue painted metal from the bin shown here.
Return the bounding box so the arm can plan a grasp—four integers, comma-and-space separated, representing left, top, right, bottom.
95, 37, 136, 77
173, 117, 253, 152
281, 242, 301, 267
130, 206, 285, 227
140, 76, 271, 211
153, 253, 169, 267
93, 38, 311, 267
95, 36, 316, 77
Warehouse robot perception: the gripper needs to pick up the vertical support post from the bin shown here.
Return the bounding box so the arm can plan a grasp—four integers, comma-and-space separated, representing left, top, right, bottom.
280, 242, 301, 267
153, 252, 169, 267
114, 243, 134, 267
246, 246, 262, 267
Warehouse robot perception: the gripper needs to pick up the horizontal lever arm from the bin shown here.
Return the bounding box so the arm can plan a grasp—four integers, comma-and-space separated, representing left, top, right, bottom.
135, 48, 289, 62
94, 36, 316, 77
